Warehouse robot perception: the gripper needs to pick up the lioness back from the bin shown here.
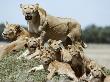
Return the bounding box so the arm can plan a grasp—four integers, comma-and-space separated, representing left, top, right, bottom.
44, 15, 81, 41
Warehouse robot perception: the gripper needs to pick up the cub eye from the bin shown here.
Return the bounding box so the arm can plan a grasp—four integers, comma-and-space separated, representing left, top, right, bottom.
9, 29, 13, 32
24, 8, 26, 9
54, 44, 56, 45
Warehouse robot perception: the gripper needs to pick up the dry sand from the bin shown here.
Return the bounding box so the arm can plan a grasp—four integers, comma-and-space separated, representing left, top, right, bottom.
85, 44, 110, 69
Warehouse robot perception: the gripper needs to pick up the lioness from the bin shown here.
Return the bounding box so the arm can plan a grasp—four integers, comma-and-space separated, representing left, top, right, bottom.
0, 23, 30, 59
20, 3, 86, 47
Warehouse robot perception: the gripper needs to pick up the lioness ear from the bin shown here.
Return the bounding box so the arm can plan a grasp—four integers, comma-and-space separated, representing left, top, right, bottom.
34, 3, 39, 10
20, 4, 23, 8
4, 21, 8, 28
35, 3, 39, 7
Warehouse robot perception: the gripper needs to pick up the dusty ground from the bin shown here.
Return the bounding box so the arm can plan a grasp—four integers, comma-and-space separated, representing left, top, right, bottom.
85, 44, 110, 69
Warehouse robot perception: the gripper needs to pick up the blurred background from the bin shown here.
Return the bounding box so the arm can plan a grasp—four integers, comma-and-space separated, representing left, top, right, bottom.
0, 0, 110, 68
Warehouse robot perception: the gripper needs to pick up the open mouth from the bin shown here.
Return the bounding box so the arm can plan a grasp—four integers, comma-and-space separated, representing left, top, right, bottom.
30, 45, 37, 49
25, 15, 32, 20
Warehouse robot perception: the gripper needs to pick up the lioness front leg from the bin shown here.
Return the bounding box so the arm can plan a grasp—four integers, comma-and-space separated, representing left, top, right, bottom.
38, 18, 47, 32
0, 40, 19, 59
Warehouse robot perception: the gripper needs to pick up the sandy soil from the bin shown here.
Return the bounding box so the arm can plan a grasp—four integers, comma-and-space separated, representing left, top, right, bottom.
85, 44, 110, 69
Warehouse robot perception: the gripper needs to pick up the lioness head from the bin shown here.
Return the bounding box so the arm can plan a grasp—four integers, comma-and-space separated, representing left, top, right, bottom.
2, 23, 20, 40
20, 3, 40, 20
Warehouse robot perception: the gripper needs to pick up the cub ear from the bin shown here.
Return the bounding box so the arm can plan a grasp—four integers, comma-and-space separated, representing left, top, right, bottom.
47, 39, 53, 45
25, 37, 29, 41
58, 40, 62, 44
24, 44, 28, 48
20, 4, 23, 8
16, 25, 20, 31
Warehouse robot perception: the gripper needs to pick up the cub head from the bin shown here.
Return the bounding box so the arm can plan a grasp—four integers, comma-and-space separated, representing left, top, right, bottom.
90, 67, 105, 79
2, 23, 20, 40
20, 3, 39, 20
25, 37, 40, 51
40, 49, 56, 65
48, 39, 62, 52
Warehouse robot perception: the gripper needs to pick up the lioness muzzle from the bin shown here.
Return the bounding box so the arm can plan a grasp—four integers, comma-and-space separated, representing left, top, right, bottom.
25, 16, 32, 20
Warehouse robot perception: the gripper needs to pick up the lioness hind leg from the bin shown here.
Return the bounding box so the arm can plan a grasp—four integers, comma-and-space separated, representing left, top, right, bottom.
62, 36, 72, 47
67, 22, 81, 41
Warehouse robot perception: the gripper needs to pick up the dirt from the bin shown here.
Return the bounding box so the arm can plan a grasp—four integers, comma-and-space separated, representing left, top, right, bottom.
85, 44, 110, 69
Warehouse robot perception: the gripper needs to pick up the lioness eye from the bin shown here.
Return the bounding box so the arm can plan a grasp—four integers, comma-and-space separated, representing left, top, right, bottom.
24, 8, 26, 9
30, 8, 33, 9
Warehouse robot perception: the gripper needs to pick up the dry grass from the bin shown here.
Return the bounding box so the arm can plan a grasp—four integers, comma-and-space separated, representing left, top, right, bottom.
0, 49, 47, 82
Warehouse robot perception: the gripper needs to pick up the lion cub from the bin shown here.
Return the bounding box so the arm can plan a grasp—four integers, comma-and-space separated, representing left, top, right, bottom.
18, 37, 42, 59
18, 31, 45, 59
47, 60, 78, 81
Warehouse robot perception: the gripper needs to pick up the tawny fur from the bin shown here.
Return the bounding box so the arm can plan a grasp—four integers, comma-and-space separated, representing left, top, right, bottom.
20, 3, 86, 47
0, 23, 30, 59
47, 60, 78, 81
